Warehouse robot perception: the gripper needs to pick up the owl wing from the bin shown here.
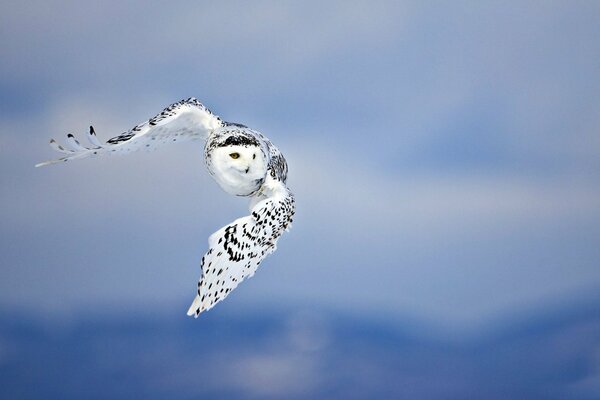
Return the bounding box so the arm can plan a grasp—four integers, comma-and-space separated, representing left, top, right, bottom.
35, 98, 223, 167
187, 179, 295, 317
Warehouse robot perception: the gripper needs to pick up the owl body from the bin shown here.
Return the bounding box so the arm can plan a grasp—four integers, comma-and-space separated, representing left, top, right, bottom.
36, 97, 295, 317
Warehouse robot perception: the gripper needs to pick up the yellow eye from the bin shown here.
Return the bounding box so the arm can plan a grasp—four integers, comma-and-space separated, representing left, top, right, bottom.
229, 152, 240, 159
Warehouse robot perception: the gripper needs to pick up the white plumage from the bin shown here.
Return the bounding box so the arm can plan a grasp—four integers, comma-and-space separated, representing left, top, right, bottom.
37, 98, 295, 317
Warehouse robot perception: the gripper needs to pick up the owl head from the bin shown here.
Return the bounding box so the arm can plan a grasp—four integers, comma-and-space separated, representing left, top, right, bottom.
206, 129, 268, 196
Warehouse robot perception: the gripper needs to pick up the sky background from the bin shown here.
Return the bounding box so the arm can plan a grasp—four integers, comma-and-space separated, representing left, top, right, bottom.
1, 1, 600, 398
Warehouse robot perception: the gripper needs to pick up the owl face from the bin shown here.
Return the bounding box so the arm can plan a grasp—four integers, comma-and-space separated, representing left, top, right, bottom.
207, 142, 268, 196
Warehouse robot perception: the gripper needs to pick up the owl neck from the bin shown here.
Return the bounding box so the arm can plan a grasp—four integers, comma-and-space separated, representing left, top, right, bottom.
262, 174, 288, 196
248, 174, 288, 210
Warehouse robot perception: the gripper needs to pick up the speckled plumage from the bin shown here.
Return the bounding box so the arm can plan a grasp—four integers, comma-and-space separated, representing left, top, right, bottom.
36, 98, 295, 317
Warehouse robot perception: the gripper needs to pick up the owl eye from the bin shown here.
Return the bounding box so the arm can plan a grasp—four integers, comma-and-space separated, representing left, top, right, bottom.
229, 152, 240, 159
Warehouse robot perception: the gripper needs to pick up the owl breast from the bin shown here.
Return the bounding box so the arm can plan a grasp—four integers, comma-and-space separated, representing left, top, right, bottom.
205, 129, 269, 196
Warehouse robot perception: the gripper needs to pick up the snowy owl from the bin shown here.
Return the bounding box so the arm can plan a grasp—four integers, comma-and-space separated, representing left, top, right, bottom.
36, 98, 295, 317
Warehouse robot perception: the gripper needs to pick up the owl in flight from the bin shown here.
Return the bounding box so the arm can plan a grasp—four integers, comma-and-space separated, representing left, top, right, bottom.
36, 98, 295, 317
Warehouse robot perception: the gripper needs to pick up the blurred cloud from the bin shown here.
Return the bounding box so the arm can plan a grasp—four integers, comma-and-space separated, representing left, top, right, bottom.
1, 305, 599, 399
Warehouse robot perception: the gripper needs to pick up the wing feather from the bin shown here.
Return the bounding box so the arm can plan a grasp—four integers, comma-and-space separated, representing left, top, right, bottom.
35, 98, 222, 167
49, 139, 73, 154
65, 133, 90, 151
86, 126, 104, 148
187, 179, 295, 317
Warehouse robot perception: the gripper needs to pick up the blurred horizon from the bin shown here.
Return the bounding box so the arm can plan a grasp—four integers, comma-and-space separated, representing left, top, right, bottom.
1, 1, 599, 398
2, 299, 600, 399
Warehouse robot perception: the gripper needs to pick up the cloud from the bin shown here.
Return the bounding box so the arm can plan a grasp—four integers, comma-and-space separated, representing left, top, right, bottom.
0, 1, 599, 330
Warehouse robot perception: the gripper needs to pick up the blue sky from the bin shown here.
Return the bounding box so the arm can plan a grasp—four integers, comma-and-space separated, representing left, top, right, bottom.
1, 1, 599, 334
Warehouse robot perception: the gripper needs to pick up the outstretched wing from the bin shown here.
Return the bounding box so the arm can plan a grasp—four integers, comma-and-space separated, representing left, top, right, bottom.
187, 179, 295, 317
35, 98, 223, 167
